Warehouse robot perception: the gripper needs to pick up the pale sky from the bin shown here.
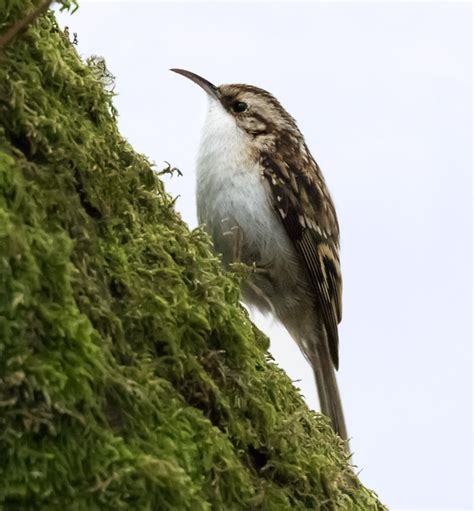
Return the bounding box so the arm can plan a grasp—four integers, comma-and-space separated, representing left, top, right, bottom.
56, 3, 472, 509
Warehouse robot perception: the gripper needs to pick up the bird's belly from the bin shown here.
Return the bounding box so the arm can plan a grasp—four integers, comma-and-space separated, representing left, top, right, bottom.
196, 159, 309, 316
197, 161, 288, 267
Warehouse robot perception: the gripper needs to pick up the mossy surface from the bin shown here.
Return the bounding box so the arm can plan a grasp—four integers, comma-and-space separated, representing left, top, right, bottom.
0, 2, 387, 510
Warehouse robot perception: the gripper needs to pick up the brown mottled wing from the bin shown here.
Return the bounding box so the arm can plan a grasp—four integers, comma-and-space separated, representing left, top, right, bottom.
261, 150, 342, 369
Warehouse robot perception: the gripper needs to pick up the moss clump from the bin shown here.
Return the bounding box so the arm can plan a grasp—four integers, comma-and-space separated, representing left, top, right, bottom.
0, 2, 386, 510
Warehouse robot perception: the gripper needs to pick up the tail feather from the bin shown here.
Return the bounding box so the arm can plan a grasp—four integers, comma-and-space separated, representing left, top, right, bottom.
313, 341, 348, 443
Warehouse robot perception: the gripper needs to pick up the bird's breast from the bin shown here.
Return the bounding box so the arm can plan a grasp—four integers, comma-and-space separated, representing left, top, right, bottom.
196, 102, 292, 270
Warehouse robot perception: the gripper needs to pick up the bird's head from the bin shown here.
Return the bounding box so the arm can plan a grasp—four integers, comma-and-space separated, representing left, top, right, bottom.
171, 69, 300, 143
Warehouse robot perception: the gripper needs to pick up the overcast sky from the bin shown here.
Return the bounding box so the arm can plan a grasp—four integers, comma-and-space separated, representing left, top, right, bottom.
56, 3, 472, 509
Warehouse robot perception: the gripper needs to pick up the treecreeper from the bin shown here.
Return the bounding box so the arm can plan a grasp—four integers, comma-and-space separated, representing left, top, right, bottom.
171, 69, 348, 444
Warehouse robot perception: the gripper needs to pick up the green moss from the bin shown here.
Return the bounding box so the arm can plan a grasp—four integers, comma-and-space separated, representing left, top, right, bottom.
0, 2, 387, 509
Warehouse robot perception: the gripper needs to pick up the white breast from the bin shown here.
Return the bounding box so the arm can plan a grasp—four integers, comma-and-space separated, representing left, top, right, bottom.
196, 98, 292, 267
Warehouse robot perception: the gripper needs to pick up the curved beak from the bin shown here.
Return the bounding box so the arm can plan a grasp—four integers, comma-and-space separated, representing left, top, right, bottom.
170, 68, 221, 100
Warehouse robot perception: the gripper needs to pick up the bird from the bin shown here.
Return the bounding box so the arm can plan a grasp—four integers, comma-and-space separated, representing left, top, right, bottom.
171, 68, 348, 443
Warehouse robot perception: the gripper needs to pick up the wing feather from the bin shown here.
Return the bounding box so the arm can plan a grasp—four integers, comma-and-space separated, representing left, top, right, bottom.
261, 152, 342, 368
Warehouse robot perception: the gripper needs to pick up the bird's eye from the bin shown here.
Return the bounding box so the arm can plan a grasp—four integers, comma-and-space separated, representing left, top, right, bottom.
232, 101, 248, 113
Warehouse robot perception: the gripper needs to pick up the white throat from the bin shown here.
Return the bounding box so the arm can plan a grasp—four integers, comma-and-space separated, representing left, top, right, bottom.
197, 98, 249, 179
196, 98, 261, 225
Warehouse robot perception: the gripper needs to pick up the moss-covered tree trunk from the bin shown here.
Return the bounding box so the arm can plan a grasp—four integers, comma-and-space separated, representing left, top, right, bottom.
0, 2, 386, 509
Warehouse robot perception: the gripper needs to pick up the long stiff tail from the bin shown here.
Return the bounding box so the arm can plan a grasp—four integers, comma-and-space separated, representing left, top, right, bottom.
313, 341, 348, 443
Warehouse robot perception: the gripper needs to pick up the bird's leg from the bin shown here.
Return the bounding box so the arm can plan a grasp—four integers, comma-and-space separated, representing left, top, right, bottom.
230, 225, 243, 263
221, 221, 274, 312
221, 219, 244, 263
